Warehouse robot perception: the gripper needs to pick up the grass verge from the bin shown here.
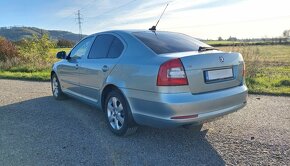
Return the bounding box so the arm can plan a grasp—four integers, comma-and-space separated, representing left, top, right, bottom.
0, 70, 50, 81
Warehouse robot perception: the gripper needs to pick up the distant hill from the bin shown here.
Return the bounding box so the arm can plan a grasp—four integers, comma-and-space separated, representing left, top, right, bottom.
0, 27, 82, 42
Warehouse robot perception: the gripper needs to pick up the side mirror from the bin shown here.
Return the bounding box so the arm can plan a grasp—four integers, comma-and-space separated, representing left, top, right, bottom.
56, 51, 67, 59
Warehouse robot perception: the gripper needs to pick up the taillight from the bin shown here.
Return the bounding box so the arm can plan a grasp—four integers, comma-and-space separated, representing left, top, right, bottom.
157, 58, 188, 86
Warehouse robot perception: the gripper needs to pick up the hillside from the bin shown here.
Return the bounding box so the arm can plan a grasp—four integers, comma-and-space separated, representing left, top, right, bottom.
0, 27, 81, 42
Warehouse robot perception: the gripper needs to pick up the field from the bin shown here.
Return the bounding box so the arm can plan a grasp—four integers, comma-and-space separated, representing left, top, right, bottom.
218, 45, 290, 95
0, 45, 289, 95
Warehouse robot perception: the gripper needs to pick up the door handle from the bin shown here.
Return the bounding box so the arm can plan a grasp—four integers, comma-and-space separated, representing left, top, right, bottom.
102, 65, 109, 72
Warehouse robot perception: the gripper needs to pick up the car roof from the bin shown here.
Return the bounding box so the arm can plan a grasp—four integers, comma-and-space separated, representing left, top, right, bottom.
94, 29, 148, 34
91, 29, 183, 36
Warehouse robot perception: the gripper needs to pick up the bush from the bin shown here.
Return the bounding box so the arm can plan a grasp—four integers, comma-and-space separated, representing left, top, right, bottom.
0, 37, 20, 69
18, 34, 56, 68
274, 80, 290, 87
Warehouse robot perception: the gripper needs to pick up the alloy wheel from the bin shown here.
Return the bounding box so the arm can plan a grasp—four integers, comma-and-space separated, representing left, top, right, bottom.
107, 97, 125, 130
52, 77, 59, 97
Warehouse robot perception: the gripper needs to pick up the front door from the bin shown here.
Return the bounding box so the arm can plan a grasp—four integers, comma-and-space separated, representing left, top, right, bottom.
57, 36, 95, 94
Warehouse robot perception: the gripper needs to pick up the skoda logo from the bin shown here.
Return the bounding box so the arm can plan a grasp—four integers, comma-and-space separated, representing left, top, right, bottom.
219, 56, 224, 63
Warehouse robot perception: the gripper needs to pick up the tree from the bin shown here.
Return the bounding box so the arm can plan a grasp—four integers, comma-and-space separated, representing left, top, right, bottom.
0, 37, 20, 69
0, 37, 19, 62
227, 36, 238, 41
18, 34, 56, 65
57, 39, 75, 48
218, 37, 223, 41
283, 30, 289, 38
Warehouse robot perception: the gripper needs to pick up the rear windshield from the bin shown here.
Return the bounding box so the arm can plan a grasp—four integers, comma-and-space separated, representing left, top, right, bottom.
133, 31, 211, 54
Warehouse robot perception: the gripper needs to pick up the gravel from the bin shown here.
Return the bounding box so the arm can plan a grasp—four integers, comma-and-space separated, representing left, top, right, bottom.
0, 79, 289, 165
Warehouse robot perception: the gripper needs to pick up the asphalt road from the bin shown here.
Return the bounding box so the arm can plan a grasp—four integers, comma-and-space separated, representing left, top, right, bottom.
0, 79, 289, 166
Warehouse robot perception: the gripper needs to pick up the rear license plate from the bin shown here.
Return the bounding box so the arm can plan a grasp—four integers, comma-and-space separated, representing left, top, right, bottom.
205, 68, 233, 82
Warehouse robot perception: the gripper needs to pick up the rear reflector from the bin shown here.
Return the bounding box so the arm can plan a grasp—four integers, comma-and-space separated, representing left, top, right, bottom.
171, 114, 198, 119
157, 58, 188, 86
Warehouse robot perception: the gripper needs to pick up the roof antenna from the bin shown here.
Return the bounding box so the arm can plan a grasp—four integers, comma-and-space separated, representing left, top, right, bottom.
149, 3, 169, 31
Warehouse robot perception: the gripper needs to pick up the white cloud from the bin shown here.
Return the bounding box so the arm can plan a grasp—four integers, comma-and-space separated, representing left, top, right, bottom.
56, 7, 79, 17
61, 0, 290, 39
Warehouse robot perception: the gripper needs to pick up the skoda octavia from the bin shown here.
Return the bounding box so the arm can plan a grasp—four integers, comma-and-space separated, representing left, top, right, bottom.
51, 30, 248, 136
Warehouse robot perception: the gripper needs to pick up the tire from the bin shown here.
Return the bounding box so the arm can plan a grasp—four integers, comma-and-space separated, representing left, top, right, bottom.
104, 90, 137, 136
51, 73, 66, 100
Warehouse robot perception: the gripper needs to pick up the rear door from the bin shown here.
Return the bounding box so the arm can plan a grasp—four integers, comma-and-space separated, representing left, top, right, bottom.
78, 34, 125, 102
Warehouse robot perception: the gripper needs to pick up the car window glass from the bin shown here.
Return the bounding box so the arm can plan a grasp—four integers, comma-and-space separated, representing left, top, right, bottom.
107, 37, 124, 58
133, 31, 211, 54
88, 34, 114, 59
70, 36, 94, 59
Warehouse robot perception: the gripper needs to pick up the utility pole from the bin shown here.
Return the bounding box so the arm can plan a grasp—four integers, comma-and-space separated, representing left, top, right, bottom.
40, 28, 43, 36
76, 10, 83, 41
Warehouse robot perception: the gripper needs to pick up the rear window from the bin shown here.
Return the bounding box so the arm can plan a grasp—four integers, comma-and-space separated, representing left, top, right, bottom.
133, 31, 211, 54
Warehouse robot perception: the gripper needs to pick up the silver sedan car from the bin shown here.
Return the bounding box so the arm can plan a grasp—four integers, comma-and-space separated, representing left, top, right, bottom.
51, 30, 248, 136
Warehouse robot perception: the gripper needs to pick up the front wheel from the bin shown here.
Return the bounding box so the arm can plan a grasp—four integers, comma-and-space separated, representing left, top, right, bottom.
104, 90, 137, 136
51, 73, 66, 100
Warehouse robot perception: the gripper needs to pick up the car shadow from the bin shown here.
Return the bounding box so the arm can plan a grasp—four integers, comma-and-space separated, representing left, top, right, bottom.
0, 96, 225, 165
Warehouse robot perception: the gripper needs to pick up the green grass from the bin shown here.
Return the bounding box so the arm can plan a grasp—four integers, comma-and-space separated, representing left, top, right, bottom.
0, 70, 50, 81
248, 66, 290, 95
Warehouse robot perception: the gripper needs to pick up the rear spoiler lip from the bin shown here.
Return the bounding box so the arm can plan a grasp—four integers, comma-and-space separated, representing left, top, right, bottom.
158, 50, 225, 58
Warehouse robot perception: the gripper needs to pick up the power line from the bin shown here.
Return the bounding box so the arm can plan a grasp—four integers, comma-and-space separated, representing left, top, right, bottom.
76, 10, 83, 40
86, 0, 137, 20
47, 1, 97, 32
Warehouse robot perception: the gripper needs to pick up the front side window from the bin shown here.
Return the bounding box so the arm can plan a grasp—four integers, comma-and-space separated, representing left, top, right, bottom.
133, 31, 212, 54
70, 36, 94, 59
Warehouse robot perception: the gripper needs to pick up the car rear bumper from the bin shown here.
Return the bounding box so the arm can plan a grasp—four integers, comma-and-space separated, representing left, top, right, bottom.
121, 85, 248, 128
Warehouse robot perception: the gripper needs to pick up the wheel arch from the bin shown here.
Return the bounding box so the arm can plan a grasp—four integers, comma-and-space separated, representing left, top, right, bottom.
50, 71, 56, 79
101, 84, 128, 112
101, 83, 137, 128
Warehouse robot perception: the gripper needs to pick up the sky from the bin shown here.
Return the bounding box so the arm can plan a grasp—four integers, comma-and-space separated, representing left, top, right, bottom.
0, 0, 289, 39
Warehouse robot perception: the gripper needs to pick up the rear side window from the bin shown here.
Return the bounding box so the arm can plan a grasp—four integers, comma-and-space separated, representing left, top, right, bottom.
88, 34, 114, 59
133, 31, 211, 54
107, 38, 124, 58
88, 34, 124, 59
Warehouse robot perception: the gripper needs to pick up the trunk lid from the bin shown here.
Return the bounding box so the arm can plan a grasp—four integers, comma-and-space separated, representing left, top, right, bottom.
160, 51, 245, 94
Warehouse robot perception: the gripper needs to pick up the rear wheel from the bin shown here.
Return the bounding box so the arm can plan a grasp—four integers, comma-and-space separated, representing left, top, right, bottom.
104, 90, 137, 136
51, 74, 66, 100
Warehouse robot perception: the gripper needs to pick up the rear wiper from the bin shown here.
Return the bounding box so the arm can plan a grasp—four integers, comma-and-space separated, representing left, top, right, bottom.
198, 46, 218, 52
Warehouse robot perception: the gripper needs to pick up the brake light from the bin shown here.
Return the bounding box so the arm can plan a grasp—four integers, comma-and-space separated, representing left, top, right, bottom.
157, 58, 188, 86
